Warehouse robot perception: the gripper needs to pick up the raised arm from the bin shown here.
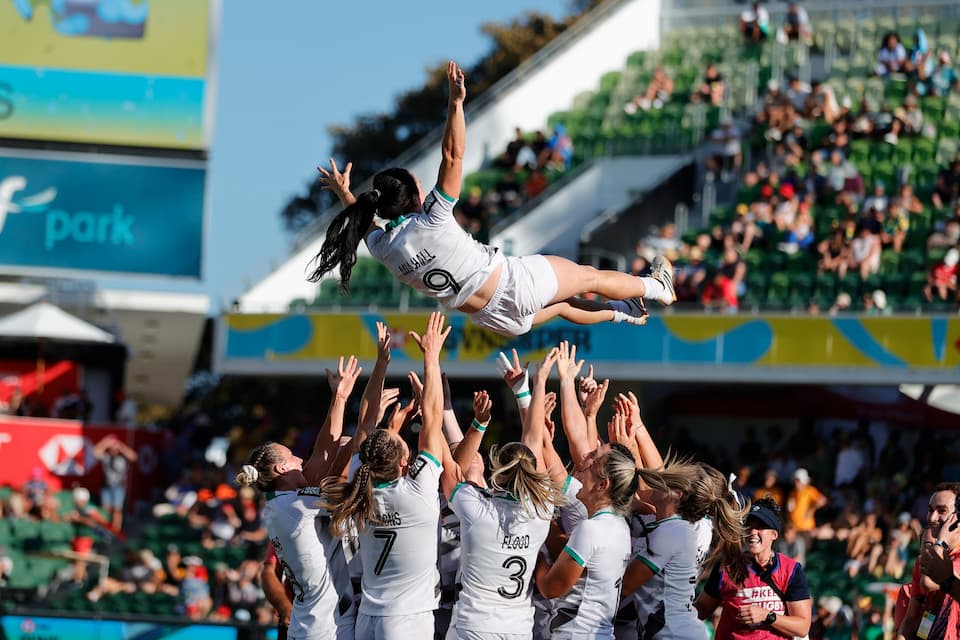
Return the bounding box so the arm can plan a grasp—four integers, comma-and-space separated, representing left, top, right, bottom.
579, 367, 608, 451
440, 373, 465, 444
356, 322, 392, 446
616, 392, 663, 469
440, 390, 492, 500
525, 348, 559, 470
303, 355, 362, 484
556, 341, 592, 466
317, 158, 356, 208
496, 349, 531, 424
409, 312, 451, 462
540, 392, 568, 486
437, 61, 466, 200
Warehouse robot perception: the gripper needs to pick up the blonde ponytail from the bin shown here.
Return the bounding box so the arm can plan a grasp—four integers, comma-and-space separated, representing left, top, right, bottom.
489, 443, 564, 519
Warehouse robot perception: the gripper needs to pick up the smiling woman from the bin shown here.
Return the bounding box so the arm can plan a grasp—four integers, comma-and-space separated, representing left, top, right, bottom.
694, 498, 813, 640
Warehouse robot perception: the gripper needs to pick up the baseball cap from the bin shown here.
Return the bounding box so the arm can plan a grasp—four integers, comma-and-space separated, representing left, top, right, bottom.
794, 468, 811, 484
746, 502, 782, 533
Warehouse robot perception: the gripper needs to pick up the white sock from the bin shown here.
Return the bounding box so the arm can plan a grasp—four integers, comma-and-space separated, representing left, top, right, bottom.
640, 276, 665, 300
612, 309, 628, 323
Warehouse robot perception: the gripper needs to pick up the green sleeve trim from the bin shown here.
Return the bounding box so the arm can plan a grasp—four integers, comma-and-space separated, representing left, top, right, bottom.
435, 186, 456, 203
419, 450, 442, 468
562, 475, 572, 493
564, 545, 586, 567
636, 555, 661, 575
449, 482, 467, 503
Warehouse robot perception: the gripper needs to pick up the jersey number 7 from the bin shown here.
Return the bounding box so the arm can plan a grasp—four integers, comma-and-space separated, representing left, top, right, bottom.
372, 529, 397, 576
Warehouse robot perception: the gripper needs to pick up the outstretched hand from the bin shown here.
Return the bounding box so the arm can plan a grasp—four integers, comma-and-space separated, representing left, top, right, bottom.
317, 158, 353, 205
375, 321, 391, 365
608, 412, 640, 464
325, 355, 362, 400
496, 348, 529, 393
473, 390, 492, 424
447, 60, 466, 102
556, 341, 584, 382
408, 312, 451, 357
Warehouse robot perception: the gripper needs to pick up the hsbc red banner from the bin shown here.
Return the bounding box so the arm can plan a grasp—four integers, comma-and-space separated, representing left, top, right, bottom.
0, 417, 161, 506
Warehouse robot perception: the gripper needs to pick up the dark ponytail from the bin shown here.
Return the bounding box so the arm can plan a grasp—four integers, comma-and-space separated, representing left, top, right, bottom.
307, 190, 379, 291
306, 167, 422, 292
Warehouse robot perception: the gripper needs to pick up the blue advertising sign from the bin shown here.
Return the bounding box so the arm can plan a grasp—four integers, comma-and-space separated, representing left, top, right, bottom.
2, 615, 238, 640
0, 151, 205, 278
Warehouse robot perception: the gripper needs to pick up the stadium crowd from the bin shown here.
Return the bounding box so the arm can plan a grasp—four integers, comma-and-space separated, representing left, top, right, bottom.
3, 314, 960, 638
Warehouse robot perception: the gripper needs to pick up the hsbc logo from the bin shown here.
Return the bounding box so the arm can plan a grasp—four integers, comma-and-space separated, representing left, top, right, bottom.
38, 434, 95, 475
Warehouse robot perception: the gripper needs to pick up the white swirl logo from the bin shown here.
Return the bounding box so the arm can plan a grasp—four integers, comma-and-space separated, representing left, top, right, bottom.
0, 175, 58, 234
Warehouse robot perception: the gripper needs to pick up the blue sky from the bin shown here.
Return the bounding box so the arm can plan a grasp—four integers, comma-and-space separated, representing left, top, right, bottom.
101, 0, 569, 308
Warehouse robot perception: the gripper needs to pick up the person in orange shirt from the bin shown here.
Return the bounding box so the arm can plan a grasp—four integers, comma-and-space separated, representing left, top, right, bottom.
753, 469, 785, 508
787, 468, 827, 535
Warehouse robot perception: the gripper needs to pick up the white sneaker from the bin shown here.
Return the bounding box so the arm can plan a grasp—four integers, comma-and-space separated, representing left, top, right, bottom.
651, 256, 677, 305
614, 297, 648, 325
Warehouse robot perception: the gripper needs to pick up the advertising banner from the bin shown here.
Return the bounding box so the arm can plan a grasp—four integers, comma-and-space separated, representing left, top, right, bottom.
0, 151, 205, 277
2, 615, 238, 640
0, 418, 162, 504
217, 312, 960, 384
0, 0, 212, 149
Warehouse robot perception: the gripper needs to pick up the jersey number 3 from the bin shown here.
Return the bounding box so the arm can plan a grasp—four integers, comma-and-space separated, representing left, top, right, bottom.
497, 556, 528, 599
372, 529, 397, 576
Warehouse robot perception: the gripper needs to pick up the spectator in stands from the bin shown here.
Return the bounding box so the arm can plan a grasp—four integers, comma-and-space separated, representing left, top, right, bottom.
645, 222, 683, 259
702, 270, 739, 313
757, 80, 787, 136
880, 202, 909, 253
539, 124, 574, 170
884, 512, 915, 580
674, 246, 708, 302
778, 521, 807, 566
524, 167, 549, 200
781, 204, 815, 254
739, 1, 770, 43
834, 435, 866, 492
454, 186, 488, 237
933, 156, 960, 209
876, 31, 907, 79
894, 183, 926, 215
788, 468, 827, 538
624, 65, 674, 114
719, 246, 747, 298
52, 389, 93, 422
897, 94, 932, 139
493, 127, 528, 170
493, 167, 524, 211
692, 63, 725, 107
785, 75, 811, 113
862, 182, 889, 216
923, 51, 960, 98
849, 224, 882, 279
928, 216, 960, 252
804, 80, 840, 123
94, 434, 137, 532
179, 556, 213, 620
706, 116, 742, 179
924, 247, 959, 303
906, 28, 934, 83
780, 1, 812, 44
754, 469, 785, 508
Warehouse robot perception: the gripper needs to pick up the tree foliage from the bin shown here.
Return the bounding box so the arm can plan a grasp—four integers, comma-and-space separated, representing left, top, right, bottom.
280, 6, 595, 234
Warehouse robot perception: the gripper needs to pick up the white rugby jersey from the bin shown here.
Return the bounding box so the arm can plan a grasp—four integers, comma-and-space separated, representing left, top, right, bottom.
358, 451, 442, 616
449, 483, 551, 634
551, 510, 632, 638
365, 187, 505, 309
629, 515, 708, 640
438, 496, 462, 607
263, 488, 356, 639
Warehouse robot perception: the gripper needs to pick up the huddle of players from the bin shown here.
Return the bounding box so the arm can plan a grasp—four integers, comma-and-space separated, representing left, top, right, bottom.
238, 313, 760, 640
